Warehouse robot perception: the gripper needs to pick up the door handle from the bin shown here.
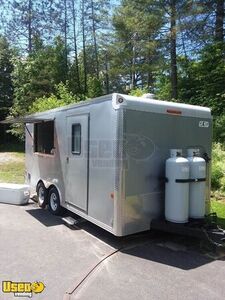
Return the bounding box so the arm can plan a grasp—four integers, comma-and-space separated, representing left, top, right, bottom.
66, 157, 69, 163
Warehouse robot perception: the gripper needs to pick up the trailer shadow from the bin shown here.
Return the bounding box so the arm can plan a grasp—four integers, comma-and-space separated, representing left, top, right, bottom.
26, 207, 63, 227
73, 217, 219, 271
25, 205, 223, 271
120, 237, 214, 271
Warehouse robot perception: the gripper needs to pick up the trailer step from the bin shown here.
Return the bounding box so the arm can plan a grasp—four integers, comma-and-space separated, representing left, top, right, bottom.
62, 216, 79, 226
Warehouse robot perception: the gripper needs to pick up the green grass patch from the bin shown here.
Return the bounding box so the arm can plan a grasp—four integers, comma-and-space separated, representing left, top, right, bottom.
211, 200, 225, 229
0, 152, 25, 184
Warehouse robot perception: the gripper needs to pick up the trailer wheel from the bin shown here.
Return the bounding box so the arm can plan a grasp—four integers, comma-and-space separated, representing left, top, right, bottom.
48, 187, 63, 215
37, 182, 47, 208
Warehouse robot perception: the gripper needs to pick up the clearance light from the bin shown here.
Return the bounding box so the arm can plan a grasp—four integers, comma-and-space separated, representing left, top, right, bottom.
166, 109, 182, 115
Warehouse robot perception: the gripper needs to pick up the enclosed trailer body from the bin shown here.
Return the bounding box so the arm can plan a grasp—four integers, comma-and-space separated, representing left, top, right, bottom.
24, 93, 212, 236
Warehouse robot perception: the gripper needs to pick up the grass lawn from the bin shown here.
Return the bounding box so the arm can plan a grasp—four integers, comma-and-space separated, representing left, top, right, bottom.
0, 152, 25, 184
210, 200, 225, 229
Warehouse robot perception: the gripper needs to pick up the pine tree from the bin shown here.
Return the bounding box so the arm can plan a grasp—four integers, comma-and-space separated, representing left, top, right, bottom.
111, 0, 163, 91
170, 0, 178, 99
71, 0, 80, 90
81, 0, 88, 93
215, 0, 224, 42
2, 0, 64, 54
11, 37, 68, 117
0, 36, 13, 120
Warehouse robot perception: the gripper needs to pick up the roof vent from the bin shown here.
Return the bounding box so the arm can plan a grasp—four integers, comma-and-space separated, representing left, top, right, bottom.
142, 93, 155, 100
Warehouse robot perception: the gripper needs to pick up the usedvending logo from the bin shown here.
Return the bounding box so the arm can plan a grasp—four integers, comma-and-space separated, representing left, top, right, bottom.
124, 134, 155, 160
2, 280, 45, 298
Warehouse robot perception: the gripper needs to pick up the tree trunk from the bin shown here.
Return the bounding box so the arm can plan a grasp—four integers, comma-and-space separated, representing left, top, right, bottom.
81, 0, 87, 93
64, 0, 68, 70
104, 52, 109, 94
131, 34, 137, 89
147, 71, 153, 89
170, 0, 178, 99
72, 0, 80, 90
28, 0, 32, 53
147, 40, 153, 89
130, 61, 135, 89
215, 0, 224, 42
91, 0, 99, 78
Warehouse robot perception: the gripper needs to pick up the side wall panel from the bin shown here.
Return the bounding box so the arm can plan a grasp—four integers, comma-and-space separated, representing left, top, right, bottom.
25, 100, 117, 231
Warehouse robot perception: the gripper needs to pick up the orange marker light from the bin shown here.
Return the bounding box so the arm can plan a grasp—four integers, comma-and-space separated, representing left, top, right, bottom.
166, 109, 182, 115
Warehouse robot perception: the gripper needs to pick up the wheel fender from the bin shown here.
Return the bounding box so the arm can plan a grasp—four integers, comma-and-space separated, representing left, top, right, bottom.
36, 180, 63, 205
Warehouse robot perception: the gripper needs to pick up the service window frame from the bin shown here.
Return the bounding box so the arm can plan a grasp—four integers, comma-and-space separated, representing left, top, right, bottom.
34, 121, 55, 156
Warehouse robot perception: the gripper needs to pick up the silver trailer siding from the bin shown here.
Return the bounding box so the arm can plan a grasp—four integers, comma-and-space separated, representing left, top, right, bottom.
25, 93, 212, 236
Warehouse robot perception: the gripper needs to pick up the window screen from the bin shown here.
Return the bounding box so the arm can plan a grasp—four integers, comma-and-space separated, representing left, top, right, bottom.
34, 121, 54, 154
72, 124, 81, 154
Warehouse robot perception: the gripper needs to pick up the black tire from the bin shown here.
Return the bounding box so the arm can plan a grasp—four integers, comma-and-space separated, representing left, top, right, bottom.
37, 182, 48, 208
48, 186, 63, 215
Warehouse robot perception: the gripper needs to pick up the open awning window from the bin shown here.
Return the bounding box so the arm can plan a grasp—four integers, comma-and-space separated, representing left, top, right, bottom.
34, 121, 55, 155
0, 116, 55, 155
0, 116, 54, 124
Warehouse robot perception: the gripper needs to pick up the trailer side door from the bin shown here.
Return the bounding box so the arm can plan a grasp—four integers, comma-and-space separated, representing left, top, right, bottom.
66, 114, 89, 211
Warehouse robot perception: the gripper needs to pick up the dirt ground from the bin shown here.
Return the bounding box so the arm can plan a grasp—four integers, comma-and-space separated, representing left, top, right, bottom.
0, 152, 24, 164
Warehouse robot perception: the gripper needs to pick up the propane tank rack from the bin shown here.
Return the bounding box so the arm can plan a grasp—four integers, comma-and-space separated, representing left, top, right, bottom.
151, 213, 225, 250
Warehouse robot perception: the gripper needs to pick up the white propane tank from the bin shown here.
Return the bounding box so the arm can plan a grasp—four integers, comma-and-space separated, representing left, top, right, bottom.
165, 149, 189, 223
187, 149, 206, 219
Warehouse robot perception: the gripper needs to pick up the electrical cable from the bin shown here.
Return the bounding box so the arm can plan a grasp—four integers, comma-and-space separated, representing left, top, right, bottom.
63, 230, 153, 299
63, 247, 122, 300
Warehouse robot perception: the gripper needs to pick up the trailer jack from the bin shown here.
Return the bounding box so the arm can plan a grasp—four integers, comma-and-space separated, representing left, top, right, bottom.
151, 213, 225, 250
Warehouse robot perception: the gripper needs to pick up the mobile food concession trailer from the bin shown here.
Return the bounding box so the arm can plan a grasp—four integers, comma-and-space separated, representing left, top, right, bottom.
1, 93, 216, 239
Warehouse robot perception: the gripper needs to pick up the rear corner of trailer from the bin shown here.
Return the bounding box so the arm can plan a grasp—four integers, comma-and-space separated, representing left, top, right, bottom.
112, 93, 212, 236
